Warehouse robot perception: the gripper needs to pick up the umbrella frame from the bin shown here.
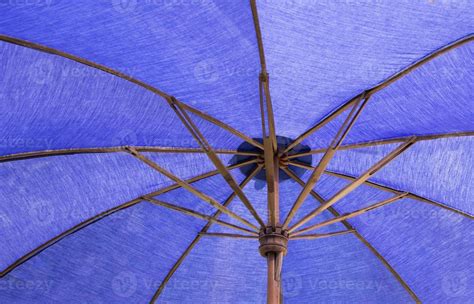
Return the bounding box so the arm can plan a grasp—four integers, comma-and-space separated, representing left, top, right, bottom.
0, 3, 472, 303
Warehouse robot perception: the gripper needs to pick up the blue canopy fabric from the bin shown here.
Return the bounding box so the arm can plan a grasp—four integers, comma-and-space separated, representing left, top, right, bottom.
0, 1, 473, 303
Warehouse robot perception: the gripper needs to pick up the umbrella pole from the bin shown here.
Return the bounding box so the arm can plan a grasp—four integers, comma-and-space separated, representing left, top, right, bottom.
259, 225, 288, 304
267, 252, 280, 304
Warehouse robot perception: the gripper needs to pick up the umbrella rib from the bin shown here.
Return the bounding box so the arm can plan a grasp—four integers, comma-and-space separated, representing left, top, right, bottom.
0, 199, 141, 278
250, 0, 267, 73
0, 146, 259, 164
149, 165, 262, 303
2, 25, 466, 304
325, 170, 474, 219
283, 34, 474, 154
288, 138, 416, 232
147, 158, 259, 197
349, 229, 421, 303
260, 73, 280, 226
282, 167, 421, 303
143, 198, 258, 235
282, 94, 370, 229
0, 158, 258, 278
291, 193, 409, 236
290, 230, 354, 240
251, 0, 280, 227
127, 147, 260, 231
287, 160, 472, 219
245, 4, 287, 297
176, 101, 264, 150
166, 97, 266, 227
198, 232, 258, 239
287, 131, 474, 158
0, 34, 262, 151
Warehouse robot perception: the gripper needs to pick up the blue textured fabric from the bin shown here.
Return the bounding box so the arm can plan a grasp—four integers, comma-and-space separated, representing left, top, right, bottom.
0, 150, 226, 272
341, 198, 474, 303
326, 137, 474, 215
283, 235, 414, 303
154, 165, 248, 217
312, 173, 395, 214
158, 238, 267, 303
0, 0, 472, 302
0, 152, 169, 272
0, 41, 198, 155
302, 42, 474, 149
0, 0, 262, 139
257, 0, 473, 138
211, 173, 345, 235
0, 202, 205, 303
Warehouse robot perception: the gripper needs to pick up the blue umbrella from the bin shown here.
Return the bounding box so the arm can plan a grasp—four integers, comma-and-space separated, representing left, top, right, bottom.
0, 1, 472, 303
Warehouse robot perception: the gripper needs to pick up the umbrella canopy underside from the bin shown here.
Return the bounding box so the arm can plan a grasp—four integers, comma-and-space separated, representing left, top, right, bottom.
0, 1, 473, 303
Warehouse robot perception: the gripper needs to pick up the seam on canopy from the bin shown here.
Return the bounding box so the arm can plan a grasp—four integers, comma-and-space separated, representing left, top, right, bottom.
0, 35, 262, 151
0, 158, 258, 277
340, 219, 421, 303
282, 167, 421, 302
0, 146, 259, 164
324, 170, 474, 219
149, 165, 263, 303
284, 34, 474, 153
287, 131, 474, 158
0, 199, 141, 278
286, 160, 473, 219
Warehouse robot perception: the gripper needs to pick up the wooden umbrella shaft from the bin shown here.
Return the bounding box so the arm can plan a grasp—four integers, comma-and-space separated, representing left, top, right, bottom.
259, 226, 288, 304
267, 252, 281, 304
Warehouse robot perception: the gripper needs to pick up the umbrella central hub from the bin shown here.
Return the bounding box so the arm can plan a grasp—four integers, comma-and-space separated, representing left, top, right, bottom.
258, 226, 289, 257
232, 135, 313, 182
